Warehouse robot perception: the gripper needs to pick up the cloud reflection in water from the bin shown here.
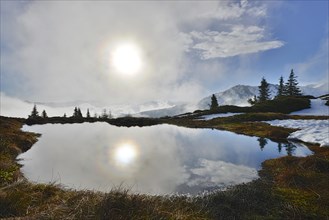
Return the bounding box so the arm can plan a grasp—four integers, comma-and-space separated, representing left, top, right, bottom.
19, 123, 311, 195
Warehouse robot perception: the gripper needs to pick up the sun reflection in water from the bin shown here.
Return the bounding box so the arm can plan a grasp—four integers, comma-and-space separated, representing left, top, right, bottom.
114, 142, 138, 166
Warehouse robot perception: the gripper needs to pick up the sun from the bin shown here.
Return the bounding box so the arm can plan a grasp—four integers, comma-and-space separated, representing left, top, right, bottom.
114, 143, 137, 165
111, 43, 142, 75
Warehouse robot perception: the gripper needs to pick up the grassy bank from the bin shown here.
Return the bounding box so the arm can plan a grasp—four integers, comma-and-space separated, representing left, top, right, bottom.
168, 112, 328, 142
1, 116, 328, 219
0, 117, 207, 219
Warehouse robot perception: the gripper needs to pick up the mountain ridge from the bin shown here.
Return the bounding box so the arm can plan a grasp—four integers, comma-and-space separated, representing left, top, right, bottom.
197, 82, 328, 110
1, 82, 327, 118
139, 81, 328, 117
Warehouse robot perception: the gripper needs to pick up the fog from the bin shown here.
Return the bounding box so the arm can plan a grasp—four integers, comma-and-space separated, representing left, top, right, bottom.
1, 1, 284, 105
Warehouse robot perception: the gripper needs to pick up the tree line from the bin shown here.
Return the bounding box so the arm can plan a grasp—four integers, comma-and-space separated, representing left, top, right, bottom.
248, 69, 302, 105
28, 106, 112, 120
209, 69, 302, 110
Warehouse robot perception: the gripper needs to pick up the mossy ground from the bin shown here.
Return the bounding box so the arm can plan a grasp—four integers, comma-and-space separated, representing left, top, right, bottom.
260, 145, 329, 218
1, 115, 328, 219
167, 112, 327, 142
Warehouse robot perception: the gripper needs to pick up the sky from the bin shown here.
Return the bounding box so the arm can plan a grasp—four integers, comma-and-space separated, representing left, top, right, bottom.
1, 0, 328, 105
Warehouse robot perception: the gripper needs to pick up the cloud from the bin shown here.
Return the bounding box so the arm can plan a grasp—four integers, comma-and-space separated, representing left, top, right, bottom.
188, 159, 258, 187
183, 25, 284, 59
0, 92, 181, 118
199, 0, 266, 20
1, 1, 282, 104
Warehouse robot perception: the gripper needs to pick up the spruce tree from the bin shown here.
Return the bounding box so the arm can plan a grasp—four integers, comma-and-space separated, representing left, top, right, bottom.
29, 105, 39, 118
277, 143, 282, 153
73, 107, 78, 118
77, 108, 83, 118
101, 109, 108, 119
276, 76, 285, 98
248, 95, 258, 105
257, 77, 270, 103
284, 69, 302, 96
86, 109, 91, 118
41, 110, 48, 118
285, 143, 296, 156
257, 137, 268, 151
209, 94, 219, 110
73, 107, 83, 118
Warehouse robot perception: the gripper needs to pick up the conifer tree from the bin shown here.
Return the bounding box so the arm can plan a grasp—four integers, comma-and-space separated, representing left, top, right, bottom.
276, 76, 285, 98
285, 143, 296, 156
248, 95, 258, 105
284, 69, 302, 96
209, 94, 219, 110
101, 109, 108, 119
77, 108, 83, 118
41, 110, 48, 118
86, 109, 91, 118
73, 107, 77, 117
257, 137, 268, 151
29, 105, 39, 118
257, 77, 270, 103
277, 143, 282, 153
63, 113, 67, 118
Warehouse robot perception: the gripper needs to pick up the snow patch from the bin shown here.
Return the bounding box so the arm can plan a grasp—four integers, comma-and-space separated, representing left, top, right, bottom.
290, 99, 329, 116
265, 119, 329, 147
198, 113, 243, 120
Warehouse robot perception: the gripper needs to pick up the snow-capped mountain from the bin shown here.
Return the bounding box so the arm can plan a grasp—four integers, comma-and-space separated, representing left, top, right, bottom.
300, 82, 329, 97
198, 84, 278, 109
136, 103, 197, 118
1, 81, 327, 118
198, 82, 328, 110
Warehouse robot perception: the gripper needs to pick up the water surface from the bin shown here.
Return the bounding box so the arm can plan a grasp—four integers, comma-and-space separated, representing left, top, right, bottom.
19, 123, 311, 195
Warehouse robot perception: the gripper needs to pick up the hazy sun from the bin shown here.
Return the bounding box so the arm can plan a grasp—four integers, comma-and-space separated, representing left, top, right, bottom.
111, 43, 142, 75
114, 143, 137, 165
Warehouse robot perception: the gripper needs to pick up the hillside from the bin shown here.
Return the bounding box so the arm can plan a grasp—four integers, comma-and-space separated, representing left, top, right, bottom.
198, 82, 328, 110
1, 82, 327, 118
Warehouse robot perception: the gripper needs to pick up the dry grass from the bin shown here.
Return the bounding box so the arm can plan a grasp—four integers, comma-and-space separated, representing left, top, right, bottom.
0, 117, 207, 219
260, 145, 329, 218
1, 116, 329, 219
166, 112, 327, 142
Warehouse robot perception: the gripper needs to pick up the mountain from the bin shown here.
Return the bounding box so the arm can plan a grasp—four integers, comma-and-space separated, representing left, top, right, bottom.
0, 92, 181, 118
136, 104, 189, 118
198, 82, 329, 110
1, 81, 327, 118
121, 82, 329, 117
300, 82, 329, 97
198, 84, 278, 109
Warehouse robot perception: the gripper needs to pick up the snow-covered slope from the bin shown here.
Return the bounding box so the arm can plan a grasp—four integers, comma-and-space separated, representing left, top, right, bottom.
301, 82, 329, 97
198, 82, 329, 110
290, 99, 328, 116
137, 103, 196, 118
198, 84, 278, 109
